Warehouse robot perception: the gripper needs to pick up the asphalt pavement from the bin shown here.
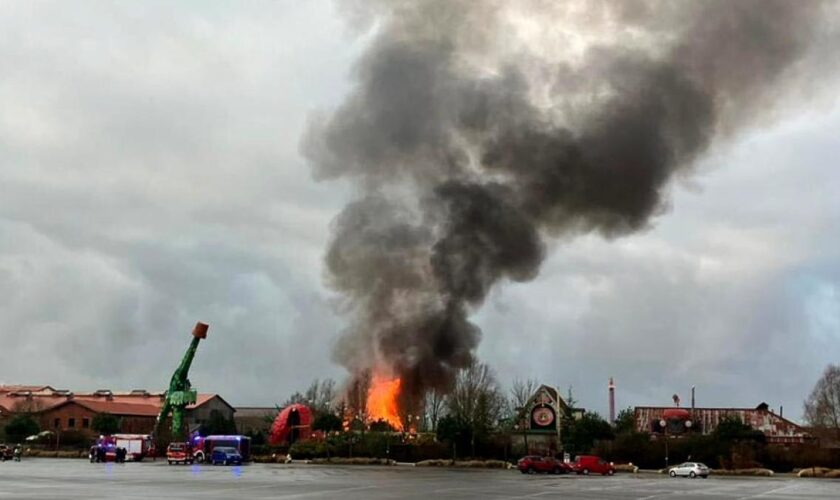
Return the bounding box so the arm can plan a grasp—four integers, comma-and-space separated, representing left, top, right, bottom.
1, 459, 839, 499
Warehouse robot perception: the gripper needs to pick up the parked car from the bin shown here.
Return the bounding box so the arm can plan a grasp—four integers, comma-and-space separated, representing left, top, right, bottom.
0, 444, 14, 461
668, 462, 710, 478
191, 435, 252, 463
210, 446, 242, 466
166, 442, 193, 465
517, 455, 571, 474
572, 455, 615, 476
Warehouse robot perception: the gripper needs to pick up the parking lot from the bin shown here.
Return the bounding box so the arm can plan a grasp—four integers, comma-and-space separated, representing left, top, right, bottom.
1, 459, 839, 499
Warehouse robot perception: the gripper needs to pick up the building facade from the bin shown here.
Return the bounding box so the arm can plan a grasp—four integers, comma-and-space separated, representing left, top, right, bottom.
0, 385, 234, 440
634, 402, 813, 445
234, 407, 278, 436
511, 384, 584, 455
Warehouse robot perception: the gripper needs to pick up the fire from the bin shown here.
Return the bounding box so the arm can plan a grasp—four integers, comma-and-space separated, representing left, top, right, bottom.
366, 374, 403, 431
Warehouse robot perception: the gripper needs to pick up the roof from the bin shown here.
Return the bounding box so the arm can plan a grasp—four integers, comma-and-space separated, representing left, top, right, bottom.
0, 385, 56, 393
0, 393, 68, 414
0, 387, 231, 416
634, 404, 809, 434
73, 400, 160, 417
635, 403, 774, 412
42, 399, 160, 417
234, 407, 279, 418
191, 394, 236, 413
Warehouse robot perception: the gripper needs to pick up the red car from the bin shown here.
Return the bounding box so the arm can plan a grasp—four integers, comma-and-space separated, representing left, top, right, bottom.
572, 455, 615, 476
517, 455, 572, 474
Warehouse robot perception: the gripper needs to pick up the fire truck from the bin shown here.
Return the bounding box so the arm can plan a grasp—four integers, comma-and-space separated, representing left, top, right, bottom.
93, 434, 154, 462
190, 435, 251, 463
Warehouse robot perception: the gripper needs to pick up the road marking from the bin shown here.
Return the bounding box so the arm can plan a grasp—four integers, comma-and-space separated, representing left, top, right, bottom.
735, 482, 797, 500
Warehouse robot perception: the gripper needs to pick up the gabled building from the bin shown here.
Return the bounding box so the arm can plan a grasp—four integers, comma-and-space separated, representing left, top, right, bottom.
511, 384, 584, 455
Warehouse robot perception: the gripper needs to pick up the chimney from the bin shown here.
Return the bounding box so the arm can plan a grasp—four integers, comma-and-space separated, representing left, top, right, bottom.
691, 386, 695, 412
608, 377, 616, 424
780, 405, 783, 418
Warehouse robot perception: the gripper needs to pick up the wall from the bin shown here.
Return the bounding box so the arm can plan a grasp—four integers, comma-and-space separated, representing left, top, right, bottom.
187, 397, 234, 428
634, 406, 812, 444
38, 402, 98, 438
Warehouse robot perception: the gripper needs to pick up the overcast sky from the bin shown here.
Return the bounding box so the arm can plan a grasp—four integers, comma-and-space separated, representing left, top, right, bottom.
1, 1, 838, 422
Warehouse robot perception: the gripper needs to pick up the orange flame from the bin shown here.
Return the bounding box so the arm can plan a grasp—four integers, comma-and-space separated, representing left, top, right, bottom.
366, 374, 403, 431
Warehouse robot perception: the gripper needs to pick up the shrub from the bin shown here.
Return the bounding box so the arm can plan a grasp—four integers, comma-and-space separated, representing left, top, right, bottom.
797, 467, 833, 478
4, 415, 39, 443
712, 468, 774, 476
312, 414, 343, 433
613, 464, 638, 473
311, 457, 395, 465
91, 413, 121, 435
416, 459, 509, 468
288, 440, 329, 459
58, 430, 91, 449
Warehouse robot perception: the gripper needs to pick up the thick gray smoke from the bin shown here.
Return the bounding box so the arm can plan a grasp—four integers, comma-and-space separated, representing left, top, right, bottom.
303, 0, 832, 409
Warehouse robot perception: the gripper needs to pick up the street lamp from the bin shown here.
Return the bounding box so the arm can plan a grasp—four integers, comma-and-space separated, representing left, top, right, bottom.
659, 419, 669, 468
659, 415, 693, 468
514, 423, 528, 455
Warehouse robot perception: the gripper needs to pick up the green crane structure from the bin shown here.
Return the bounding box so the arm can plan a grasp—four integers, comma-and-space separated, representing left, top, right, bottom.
154, 322, 209, 442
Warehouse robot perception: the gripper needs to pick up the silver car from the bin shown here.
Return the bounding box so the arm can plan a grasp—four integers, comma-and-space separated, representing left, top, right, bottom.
669, 462, 710, 478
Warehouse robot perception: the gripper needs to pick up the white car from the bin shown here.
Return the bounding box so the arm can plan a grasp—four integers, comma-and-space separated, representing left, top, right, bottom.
669, 462, 710, 478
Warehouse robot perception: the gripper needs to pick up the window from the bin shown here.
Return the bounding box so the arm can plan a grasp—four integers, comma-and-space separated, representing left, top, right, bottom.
68, 418, 75, 428
54, 418, 60, 429
82, 418, 90, 429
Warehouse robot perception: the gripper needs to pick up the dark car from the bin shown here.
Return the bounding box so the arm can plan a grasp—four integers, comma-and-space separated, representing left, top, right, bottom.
517, 455, 571, 474
572, 455, 615, 476
211, 446, 242, 466
0, 444, 14, 461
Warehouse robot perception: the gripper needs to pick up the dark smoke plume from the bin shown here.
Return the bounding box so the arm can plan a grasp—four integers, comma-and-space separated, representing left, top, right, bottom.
303, 0, 833, 409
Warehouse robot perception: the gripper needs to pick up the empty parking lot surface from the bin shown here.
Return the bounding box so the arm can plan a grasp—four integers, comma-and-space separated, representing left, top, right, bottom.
1, 459, 839, 499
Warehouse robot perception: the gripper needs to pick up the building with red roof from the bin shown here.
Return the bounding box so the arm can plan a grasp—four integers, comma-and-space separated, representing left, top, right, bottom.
0, 385, 234, 439
634, 402, 813, 445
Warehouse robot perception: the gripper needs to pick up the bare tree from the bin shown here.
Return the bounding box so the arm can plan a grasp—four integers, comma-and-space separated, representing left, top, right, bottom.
304, 380, 320, 406
804, 364, 840, 440
448, 361, 506, 455
11, 398, 46, 414
318, 378, 337, 412
566, 385, 578, 408
424, 388, 447, 432
282, 391, 305, 406
282, 378, 338, 415
342, 371, 371, 427
510, 378, 539, 412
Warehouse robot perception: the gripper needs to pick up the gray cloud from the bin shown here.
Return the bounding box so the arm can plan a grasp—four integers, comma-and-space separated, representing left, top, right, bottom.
477, 111, 840, 419
0, 0, 838, 420
0, 1, 356, 404
304, 0, 839, 410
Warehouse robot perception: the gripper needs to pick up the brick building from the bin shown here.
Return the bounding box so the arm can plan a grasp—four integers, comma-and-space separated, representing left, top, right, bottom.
0, 385, 234, 440
634, 402, 813, 445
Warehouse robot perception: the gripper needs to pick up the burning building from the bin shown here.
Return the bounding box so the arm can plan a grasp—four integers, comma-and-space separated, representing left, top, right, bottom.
339, 371, 414, 432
